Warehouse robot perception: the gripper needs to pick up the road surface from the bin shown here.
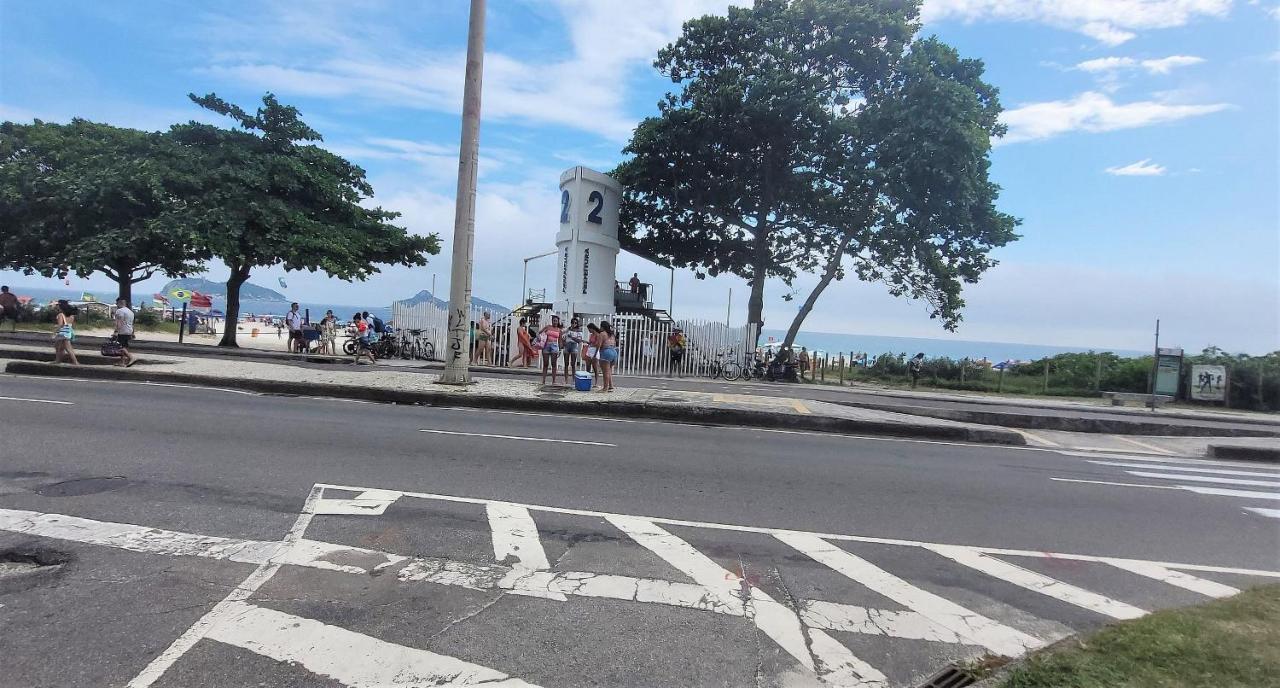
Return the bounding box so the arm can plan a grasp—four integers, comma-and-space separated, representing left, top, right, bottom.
1, 373, 1277, 687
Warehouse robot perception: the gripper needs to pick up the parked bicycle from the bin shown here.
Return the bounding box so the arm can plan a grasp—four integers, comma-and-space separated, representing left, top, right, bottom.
706, 349, 744, 381
396, 329, 436, 361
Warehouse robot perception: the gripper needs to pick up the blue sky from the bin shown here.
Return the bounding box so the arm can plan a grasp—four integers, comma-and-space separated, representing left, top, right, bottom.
2, 0, 1277, 353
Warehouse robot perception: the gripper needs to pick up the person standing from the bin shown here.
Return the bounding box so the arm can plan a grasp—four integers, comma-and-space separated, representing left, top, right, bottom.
562, 317, 583, 379
908, 352, 926, 389
476, 311, 493, 364
628, 273, 641, 294
797, 348, 810, 382
584, 323, 601, 385
597, 321, 618, 392
352, 313, 377, 364
666, 327, 686, 377
539, 315, 564, 386
112, 298, 136, 368
285, 303, 305, 353
0, 286, 19, 332
52, 300, 79, 365
510, 317, 535, 368
319, 310, 338, 355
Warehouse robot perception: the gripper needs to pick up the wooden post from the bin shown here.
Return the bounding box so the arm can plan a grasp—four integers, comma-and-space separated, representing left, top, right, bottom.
178, 303, 187, 344
1095, 355, 1103, 392
998, 365, 1005, 393
1042, 359, 1050, 394
839, 354, 845, 385
821, 354, 826, 382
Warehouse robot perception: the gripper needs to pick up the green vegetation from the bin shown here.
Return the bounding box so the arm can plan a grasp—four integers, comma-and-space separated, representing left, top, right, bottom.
616, 0, 1017, 347
994, 584, 1280, 688
812, 348, 1280, 411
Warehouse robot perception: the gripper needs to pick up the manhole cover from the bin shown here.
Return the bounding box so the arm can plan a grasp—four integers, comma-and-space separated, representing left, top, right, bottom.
35, 476, 128, 497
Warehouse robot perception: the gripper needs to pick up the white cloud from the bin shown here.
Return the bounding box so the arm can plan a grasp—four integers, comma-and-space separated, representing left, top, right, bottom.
1140, 55, 1206, 73
923, 0, 1233, 45
1076, 55, 1205, 74
1000, 91, 1230, 143
1105, 159, 1168, 175
1077, 57, 1139, 72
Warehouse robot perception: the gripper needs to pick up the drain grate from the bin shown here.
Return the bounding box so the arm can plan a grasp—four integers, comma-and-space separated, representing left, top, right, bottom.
917, 665, 980, 688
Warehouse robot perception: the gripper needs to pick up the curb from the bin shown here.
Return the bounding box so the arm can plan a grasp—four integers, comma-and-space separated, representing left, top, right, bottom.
825, 399, 1280, 439
4, 360, 1025, 446
1207, 444, 1280, 464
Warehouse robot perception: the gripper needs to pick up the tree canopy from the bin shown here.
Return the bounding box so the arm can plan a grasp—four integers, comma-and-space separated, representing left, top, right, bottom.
169, 93, 441, 346
616, 0, 1018, 345
0, 119, 206, 303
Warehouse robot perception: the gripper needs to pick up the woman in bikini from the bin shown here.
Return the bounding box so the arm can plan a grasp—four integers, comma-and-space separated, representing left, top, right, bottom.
538, 315, 564, 385
52, 300, 79, 365
596, 321, 618, 392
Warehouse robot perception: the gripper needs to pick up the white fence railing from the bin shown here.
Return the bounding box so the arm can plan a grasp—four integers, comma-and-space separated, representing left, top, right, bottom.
390, 300, 758, 377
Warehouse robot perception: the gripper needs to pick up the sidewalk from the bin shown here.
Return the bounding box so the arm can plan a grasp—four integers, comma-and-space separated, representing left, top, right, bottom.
0, 346, 1024, 446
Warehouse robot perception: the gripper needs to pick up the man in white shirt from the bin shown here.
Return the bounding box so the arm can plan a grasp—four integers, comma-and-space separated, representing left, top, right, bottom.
285, 302, 305, 353
113, 298, 136, 368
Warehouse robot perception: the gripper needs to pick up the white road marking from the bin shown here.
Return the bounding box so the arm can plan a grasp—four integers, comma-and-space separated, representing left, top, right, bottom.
1110, 436, 1176, 455
2, 373, 260, 396
330, 483, 1280, 579
418, 429, 615, 446
313, 488, 401, 516
1244, 507, 1280, 519
1051, 477, 1280, 501
0, 395, 73, 405
1060, 451, 1277, 470
925, 545, 1147, 620
1125, 471, 1280, 489
1090, 461, 1280, 478
207, 601, 538, 687
608, 516, 886, 687
487, 503, 566, 601
127, 485, 325, 688
775, 532, 1043, 656
1105, 561, 1239, 598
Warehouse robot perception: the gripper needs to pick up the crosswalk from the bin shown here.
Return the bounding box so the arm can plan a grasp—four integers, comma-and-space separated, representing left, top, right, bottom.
1052, 453, 1280, 519
3, 479, 1278, 687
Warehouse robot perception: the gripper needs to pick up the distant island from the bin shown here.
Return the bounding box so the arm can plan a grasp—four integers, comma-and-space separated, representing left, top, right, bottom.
160, 278, 286, 302
396, 290, 510, 316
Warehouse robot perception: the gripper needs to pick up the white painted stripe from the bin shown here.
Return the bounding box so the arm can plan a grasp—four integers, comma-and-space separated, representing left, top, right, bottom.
418, 429, 615, 446
607, 515, 885, 687
1051, 477, 1183, 491
1110, 436, 1176, 455
1013, 429, 1060, 448
926, 545, 1146, 620
317, 484, 1280, 579
1061, 451, 1280, 471
1090, 461, 1280, 478
1182, 485, 1280, 500
799, 602, 967, 644
775, 532, 1042, 656
486, 503, 565, 601
313, 488, 401, 516
0, 395, 73, 405
208, 602, 538, 687
1125, 471, 1280, 489
127, 485, 325, 688
1106, 560, 1239, 598
1244, 507, 1280, 519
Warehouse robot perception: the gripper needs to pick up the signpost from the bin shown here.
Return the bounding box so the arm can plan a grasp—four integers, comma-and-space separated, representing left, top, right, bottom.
1155, 346, 1183, 397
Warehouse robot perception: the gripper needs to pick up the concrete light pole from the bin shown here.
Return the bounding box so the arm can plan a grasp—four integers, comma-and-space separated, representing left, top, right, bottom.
439, 0, 487, 385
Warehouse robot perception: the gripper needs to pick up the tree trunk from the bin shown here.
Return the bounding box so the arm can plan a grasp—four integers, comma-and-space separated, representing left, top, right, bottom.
218, 266, 250, 347
780, 232, 856, 351
116, 278, 132, 306
746, 218, 770, 346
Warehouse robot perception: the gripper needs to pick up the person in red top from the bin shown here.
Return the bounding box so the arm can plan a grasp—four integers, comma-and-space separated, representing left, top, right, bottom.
352, 313, 377, 365
0, 286, 19, 332
538, 315, 564, 386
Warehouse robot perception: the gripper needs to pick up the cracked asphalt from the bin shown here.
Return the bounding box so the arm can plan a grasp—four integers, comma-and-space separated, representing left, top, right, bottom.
1, 374, 1277, 687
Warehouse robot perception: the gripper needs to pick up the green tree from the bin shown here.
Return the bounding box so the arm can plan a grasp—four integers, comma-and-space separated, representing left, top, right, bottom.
169, 93, 440, 346
616, 0, 1017, 344
0, 119, 206, 303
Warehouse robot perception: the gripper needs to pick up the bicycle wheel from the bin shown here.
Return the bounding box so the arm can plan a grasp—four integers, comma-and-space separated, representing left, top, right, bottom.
420, 341, 435, 361
707, 362, 722, 379
342, 339, 357, 356
722, 361, 742, 381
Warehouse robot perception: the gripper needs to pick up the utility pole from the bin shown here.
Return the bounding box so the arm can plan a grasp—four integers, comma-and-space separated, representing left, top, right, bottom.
439, 0, 486, 385
726, 288, 732, 328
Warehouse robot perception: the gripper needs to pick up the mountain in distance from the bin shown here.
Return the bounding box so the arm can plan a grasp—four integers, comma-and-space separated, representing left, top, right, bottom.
395, 290, 510, 316
160, 278, 287, 302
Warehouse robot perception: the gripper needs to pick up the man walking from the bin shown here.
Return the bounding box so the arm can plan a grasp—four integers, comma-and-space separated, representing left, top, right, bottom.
113, 298, 136, 368
285, 302, 304, 353
667, 327, 686, 377
0, 286, 18, 332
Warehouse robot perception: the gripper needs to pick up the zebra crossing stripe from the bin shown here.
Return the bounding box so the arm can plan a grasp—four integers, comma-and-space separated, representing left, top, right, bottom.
1089, 460, 1280, 479
1244, 507, 1280, 519
486, 503, 566, 601
775, 532, 1043, 657
207, 601, 538, 687
1124, 471, 1280, 489
1105, 560, 1239, 598
313, 489, 401, 516
606, 515, 887, 687
925, 545, 1147, 620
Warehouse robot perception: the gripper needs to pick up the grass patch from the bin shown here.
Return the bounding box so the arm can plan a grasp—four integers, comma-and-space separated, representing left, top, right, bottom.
995, 584, 1280, 688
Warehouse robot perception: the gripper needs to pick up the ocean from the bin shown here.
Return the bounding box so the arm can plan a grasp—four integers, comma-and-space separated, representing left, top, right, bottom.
9, 285, 1144, 362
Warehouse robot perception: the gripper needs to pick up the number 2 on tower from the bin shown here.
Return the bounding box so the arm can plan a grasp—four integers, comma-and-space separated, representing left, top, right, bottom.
560, 189, 571, 224
587, 190, 604, 224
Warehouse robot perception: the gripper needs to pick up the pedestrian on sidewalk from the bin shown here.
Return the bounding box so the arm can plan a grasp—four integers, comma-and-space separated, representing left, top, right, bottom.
539, 315, 564, 386
510, 317, 536, 368
597, 321, 618, 392
112, 298, 137, 368
285, 303, 304, 353
352, 313, 377, 364
798, 348, 810, 382
908, 352, 925, 389
584, 322, 601, 385
476, 311, 493, 364
667, 327, 686, 378
52, 300, 79, 365
0, 286, 19, 332
319, 310, 338, 355
562, 317, 583, 379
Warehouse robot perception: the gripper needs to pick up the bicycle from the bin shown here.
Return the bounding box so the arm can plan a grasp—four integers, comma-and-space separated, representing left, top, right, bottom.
396, 329, 436, 361
707, 349, 743, 381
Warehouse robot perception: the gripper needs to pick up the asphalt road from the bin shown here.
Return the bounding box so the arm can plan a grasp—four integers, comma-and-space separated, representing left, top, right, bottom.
2, 373, 1278, 688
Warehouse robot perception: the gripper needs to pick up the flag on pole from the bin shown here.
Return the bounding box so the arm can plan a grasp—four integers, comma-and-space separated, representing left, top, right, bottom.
190, 291, 213, 309
169, 289, 193, 303
153, 293, 170, 305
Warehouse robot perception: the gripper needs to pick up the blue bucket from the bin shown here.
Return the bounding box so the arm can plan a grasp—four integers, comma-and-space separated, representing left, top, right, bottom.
574, 371, 592, 392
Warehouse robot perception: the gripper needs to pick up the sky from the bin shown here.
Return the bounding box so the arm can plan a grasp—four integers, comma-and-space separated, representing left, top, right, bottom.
1, 0, 1277, 354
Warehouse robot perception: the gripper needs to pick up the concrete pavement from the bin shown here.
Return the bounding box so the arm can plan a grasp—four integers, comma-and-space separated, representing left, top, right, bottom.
1, 375, 1278, 687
